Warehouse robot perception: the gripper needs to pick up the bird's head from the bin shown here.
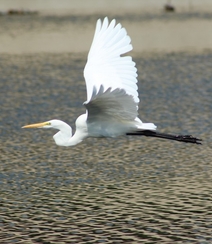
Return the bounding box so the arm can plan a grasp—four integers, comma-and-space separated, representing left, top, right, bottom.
22, 119, 74, 146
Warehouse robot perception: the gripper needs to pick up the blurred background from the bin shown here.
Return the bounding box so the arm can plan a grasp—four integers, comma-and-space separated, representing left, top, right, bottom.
0, 0, 212, 53
0, 1, 212, 243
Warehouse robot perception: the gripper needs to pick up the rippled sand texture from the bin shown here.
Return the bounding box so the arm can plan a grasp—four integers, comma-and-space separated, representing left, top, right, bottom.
0, 10, 212, 244
0, 52, 212, 243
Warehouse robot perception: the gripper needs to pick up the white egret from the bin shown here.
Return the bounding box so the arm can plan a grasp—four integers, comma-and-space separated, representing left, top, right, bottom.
22, 17, 201, 146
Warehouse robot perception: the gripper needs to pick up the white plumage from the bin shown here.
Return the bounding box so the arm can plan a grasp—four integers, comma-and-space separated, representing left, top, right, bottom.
22, 17, 157, 147
84, 17, 138, 103
84, 17, 156, 137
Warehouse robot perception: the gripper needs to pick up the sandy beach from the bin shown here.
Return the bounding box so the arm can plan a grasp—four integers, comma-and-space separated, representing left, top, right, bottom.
1, 0, 212, 14
0, 0, 212, 54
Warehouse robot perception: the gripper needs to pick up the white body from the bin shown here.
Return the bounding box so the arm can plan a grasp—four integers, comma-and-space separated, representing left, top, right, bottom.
23, 17, 156, 146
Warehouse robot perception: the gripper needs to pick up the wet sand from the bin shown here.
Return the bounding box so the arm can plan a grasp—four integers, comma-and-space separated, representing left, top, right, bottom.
0, 51, 212, 243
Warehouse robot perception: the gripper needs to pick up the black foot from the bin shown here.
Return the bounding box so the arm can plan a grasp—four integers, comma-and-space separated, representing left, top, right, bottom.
176, 135, 202, 144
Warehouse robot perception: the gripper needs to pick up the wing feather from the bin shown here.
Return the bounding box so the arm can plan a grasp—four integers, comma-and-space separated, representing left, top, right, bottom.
81, 17, 156, 136
84, 85, 138, 136
84, 17, 139, 104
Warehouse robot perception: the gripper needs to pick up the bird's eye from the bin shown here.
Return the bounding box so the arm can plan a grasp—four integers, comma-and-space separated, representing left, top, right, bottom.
47, 122, 51, 125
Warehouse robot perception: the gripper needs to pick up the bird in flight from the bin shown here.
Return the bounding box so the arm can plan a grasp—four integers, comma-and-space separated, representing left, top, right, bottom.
22, 17, 201, 146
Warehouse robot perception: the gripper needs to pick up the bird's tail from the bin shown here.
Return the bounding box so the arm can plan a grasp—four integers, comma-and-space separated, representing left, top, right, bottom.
126, 130, 202, 144
138, 122, 157, 131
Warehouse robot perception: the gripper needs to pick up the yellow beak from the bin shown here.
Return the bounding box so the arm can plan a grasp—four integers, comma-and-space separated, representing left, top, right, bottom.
22, 122, 49, 129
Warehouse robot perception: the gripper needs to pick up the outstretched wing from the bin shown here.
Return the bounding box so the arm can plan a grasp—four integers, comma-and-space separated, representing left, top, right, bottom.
84, 85, 137, 121
84, 17, 139, 104
84, 85, 138, 136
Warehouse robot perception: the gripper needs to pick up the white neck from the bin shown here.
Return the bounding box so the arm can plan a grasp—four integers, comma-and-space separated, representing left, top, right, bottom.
52, 120, 87, 147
